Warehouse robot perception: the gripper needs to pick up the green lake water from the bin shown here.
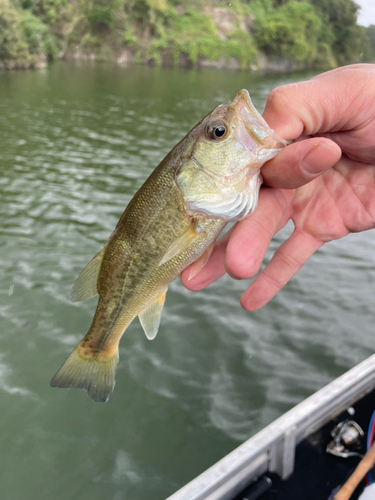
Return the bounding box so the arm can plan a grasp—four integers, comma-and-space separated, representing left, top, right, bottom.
0, 62, 374, 500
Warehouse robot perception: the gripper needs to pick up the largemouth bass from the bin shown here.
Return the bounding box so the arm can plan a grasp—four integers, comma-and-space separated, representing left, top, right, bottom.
51, 90, 287, 402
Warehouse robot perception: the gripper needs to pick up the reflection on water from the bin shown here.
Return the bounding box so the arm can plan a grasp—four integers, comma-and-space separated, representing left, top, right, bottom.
0, 63, 374, 500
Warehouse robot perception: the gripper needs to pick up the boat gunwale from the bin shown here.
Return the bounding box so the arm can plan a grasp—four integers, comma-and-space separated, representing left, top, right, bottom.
166, 354, 375, 500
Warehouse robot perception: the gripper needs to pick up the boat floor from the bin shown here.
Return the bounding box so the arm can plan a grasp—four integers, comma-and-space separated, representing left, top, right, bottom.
235, 389, 375, 500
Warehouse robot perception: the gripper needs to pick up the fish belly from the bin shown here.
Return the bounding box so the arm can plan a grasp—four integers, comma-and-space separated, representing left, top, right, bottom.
51, 161, 225, 402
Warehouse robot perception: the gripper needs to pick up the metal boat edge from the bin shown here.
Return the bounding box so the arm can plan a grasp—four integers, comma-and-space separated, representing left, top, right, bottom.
166, 354, 375, 500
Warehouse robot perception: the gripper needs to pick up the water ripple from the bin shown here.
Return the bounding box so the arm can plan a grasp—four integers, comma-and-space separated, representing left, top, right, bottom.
0, 63, 374, 500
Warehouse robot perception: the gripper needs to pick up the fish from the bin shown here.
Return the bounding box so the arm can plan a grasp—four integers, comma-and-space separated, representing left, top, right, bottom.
50, 89, 287, 403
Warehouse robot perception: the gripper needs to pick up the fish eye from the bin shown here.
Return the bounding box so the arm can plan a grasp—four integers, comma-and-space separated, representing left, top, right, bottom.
205, 121, 228, 141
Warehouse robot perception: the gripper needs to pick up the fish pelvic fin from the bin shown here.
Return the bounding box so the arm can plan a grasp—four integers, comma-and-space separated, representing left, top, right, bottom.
70, 247, 105, 302
50, 341, 118, 403
139, 288, 168, 340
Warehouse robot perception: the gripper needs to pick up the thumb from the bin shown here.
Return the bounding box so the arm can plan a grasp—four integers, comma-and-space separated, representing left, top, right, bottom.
261, 137, 341, 189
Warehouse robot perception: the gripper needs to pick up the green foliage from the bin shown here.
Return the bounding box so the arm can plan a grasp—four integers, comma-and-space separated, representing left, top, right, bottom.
87, 5, 114, 28
226, 28, 258, 68
20, 9, 58, 58
309, 0, 368, 63
357, 25, 373, 62
80, 32, 99, 48
0, 0, 372, 69
21, 0, 71, 26
146, 0, 167, 11
86, 0, 123, 30
250, 0, 274, 17
148, 37, 167, 65
0, 0, 35, 64
366, 25, 375, 60
144, 7, 257, 68
125, 0, 170, 32
123, 24, 137, 46
254, 0, 325, 63
167, 8, 218, 64
174, 8, 217, 40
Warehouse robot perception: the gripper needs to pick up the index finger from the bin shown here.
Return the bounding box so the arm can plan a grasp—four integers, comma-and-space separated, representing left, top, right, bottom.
262, 64, 375, 140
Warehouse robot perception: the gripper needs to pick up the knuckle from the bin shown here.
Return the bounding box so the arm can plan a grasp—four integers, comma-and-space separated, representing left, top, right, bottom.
224, 252, 248, 280
225, 223, 269, 279
261, 269, 283, 290
224, 254, 254, 280
277, 250, 301, 272
266, 85, 297, 111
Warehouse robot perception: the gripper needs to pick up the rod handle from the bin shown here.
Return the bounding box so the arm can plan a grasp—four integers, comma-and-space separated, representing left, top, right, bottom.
334, 441, 375, 500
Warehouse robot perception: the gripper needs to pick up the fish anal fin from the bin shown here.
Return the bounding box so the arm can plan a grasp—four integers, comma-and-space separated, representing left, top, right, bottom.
159, 224, 200, 267
188, 242, 215, 281
139, 288, 168, 340
50, 341, 118, 403
70, 248, 105, 302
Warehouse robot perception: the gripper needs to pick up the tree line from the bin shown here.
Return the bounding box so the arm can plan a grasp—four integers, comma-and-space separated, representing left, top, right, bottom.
0, 0, 374, 69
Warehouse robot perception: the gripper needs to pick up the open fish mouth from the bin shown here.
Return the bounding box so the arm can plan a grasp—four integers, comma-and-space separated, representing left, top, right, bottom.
234, 89, 288, 158
178, 88, 288, 222
235, 89, 293, 152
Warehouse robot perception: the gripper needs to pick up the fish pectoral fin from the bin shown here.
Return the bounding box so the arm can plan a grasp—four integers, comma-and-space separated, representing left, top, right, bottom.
70, 247, 105, 302
139, 288, 168, 340
188, 242, 215, 281
159, 224, 200, 266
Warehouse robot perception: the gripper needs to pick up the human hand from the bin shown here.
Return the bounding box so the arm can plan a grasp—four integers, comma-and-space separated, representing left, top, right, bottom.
181, 64, 375, 311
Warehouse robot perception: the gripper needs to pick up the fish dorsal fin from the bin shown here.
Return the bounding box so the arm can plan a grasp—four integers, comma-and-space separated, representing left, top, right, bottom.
159, 224, 200, 266
70, 248, 105, 302
139, 288, 168, 340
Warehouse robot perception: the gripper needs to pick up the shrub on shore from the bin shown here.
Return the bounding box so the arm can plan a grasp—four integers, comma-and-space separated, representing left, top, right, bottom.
0, 0, 373, 70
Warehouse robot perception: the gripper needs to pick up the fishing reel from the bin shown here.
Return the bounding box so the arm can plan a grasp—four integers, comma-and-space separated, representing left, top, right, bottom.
326, 419, 364, 458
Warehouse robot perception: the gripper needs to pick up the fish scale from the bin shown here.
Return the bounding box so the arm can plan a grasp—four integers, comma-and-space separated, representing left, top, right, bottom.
50, 89, 287, 402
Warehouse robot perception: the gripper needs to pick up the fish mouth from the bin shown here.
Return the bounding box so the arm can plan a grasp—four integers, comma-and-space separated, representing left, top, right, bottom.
232, 89, 288, 169
191, 89, 288, 187
234, 89, 288, 148
232, 89, 254, 110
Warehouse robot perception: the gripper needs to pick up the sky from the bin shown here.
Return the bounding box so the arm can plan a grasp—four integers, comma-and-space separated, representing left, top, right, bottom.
356, 0, 375, 27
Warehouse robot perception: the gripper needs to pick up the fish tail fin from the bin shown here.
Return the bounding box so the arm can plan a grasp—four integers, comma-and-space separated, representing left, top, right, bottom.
50, 341, 119, 403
